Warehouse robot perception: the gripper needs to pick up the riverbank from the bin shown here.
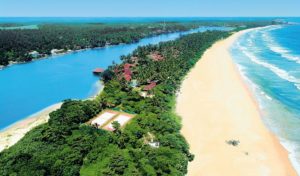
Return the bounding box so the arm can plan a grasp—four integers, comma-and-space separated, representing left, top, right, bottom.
0, 25, 218, 151
0, 80, 104, 152
0, 27, 199, 70
0, 103, 62, 152
176, 28, 297, 175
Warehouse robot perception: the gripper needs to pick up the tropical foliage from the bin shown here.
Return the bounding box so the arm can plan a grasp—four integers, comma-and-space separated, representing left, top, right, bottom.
1, 19, 278, 174
0, 22, 200, 66
0, 29, 233, 175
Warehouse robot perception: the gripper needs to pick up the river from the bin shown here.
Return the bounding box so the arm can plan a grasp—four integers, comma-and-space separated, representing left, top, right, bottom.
0, 26, 231, 130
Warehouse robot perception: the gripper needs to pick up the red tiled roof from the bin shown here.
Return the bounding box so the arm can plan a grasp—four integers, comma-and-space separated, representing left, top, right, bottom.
124, 64, 133, 81
124, 74, 132, 81
149, 52, 164, 61
93, 68, 104, 73
143, 82, 157, 91
124, 63, 134, 69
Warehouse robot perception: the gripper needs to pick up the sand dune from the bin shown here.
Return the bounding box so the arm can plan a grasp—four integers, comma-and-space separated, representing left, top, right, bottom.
176, 28, 297, 176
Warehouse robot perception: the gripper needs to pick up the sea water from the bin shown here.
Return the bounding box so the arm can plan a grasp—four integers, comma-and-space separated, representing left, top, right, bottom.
0, 17, 275, 24
231, 18, 300, 174
0, 24, 231, 130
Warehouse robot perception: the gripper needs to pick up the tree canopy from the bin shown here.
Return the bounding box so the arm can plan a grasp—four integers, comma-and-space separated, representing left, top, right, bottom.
0, 22, 200, 66
0, 21, 273, 175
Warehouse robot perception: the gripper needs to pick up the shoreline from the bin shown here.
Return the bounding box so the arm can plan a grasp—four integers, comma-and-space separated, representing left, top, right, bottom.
176, 28, 297, 175
0, 28, 194, 71
0, 27, 197, 152
0, 81, 104, 152
0, 103, 62, 152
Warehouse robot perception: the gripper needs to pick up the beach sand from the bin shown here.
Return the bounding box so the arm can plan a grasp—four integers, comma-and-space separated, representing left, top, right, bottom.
0, 80, 103, 152
176, 28, 297, 176
0, 103, 62, 152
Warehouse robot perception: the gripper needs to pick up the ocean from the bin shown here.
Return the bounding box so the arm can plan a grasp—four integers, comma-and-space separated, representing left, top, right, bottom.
230, 18, 300, 174
0, 17, 276, 24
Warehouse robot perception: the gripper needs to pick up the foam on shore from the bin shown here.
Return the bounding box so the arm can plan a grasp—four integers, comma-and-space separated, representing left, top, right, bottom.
176, 28, 297, 175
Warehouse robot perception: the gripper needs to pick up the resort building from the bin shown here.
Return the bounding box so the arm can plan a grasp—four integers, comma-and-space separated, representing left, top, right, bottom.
29, 51, 39, 58
139, 81, 158, 98
148, 51, 164, 61
149, 141, 160, 148
124, 63, 133, 81
143, 81, 157, 91
51, 49, 65, 55
144, 132, 160, 148
93, 68, 104, 74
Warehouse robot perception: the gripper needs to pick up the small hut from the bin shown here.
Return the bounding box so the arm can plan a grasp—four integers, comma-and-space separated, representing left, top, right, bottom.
143, 82, 157, 91
93, 68, 104, 75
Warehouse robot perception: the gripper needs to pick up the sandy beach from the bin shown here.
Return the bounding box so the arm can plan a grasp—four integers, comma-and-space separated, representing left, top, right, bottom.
0, 80, 103, 152
0, 103, 62, 152
176, 28, 297, 176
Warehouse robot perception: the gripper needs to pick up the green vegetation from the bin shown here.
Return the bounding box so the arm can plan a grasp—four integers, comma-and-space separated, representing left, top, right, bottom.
0, 30, 231, 175
0, 22, 200, 66
0, 20, 273, 175
0, 19, 278, 66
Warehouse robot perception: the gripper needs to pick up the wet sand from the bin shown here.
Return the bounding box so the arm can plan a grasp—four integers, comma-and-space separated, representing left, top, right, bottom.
176, 28, 297, 176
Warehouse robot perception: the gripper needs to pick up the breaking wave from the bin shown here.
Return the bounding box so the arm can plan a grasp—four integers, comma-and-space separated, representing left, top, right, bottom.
238, 43, 300, 90
261, 30, 300, 64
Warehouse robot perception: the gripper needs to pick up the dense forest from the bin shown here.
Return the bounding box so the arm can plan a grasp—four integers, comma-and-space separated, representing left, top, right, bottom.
0, 29, 233, 175
0, 19, 277, 175
0, 20, 278, 66
0, 22, 200, 66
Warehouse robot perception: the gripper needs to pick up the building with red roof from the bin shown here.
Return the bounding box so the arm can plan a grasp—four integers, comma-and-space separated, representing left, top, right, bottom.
143, 82, 157, 91
124, 63, 133, 81
93, 68, 104, 74
149, 52, 164, 61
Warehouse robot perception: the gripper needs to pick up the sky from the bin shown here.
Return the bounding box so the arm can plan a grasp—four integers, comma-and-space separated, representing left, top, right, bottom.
0, 0, 299, 17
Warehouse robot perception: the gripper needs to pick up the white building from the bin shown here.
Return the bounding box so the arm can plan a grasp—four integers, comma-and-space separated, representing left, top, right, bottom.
51, 49, 65, 55
29, 51, 39, 58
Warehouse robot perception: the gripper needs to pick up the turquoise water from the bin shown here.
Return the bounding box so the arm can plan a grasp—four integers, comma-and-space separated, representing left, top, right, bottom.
0, 26, 231, 130
231, 18, 300, 173
0, 17, 277, 24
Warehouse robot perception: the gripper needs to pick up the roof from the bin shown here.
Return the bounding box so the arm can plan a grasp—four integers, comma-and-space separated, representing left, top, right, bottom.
143, 82, 157, 91
93, 68, 104, 73
29, 51, 39, 54
124, 63, 133, 81
149, 52, 164, 61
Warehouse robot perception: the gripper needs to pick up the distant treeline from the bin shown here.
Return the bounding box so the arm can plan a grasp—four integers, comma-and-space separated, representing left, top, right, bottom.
0, 20, 277, 66
0, 23, 200, 66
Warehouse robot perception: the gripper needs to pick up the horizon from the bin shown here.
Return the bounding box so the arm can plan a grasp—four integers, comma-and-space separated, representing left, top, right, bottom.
1, 16, 298, 26
1, 16, 296, 25
1, 0, 300, 17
